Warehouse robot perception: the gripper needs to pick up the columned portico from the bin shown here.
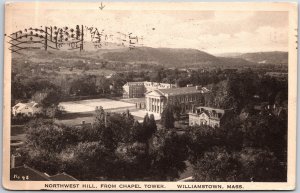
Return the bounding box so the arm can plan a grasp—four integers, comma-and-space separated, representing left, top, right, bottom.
145, 90, 165, 114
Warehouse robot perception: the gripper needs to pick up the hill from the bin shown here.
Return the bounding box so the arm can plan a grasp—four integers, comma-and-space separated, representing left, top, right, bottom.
101, 47, 257, 68
232, 51, 288, 65
102, 47, 220, 67
13, 47, 285, 69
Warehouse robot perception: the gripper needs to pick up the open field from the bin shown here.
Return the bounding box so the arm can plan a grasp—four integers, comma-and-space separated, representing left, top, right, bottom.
60, 98, 136, 113
58, 98, 139, 126
57, 98, 163, 125
120, 97, 146, 104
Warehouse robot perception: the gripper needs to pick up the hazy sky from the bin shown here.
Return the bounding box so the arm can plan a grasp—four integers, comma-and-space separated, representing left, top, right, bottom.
8, 4, 289, 54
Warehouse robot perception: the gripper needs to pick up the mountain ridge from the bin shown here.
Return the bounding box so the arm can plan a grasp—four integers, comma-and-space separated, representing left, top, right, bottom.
13, 47, 287, 67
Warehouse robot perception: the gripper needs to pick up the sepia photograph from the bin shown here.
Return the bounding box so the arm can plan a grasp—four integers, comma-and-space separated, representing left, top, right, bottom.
2, 2, 297, 191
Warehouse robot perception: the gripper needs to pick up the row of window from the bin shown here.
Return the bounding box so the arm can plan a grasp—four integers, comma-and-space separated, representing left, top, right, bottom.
169, 95, 201, 103
190, 120, 220, 128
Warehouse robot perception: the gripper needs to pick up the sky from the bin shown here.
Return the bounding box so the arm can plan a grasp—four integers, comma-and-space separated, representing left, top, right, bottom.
7, 3, 289, 54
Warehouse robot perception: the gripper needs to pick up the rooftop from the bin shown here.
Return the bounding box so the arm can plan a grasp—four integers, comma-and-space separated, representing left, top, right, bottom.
158, 86, 209, 96
10, 165, 78, 181
13, 102, 39, 108
49, 173, 78, 181
10, 165, 50, 181
191, 106, 225, 120
195, 106, 225, 114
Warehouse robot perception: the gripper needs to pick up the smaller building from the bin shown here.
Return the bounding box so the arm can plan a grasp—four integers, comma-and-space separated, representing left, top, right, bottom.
123, 82, 146, 98
10, 165, 78, 181
188, 106, 225, 128
12, 102, 42, 116
122, 81, 176, 98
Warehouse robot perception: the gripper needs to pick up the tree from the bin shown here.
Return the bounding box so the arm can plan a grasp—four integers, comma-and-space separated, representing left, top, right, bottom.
161, 104, 175, 129
241, 112, 287, 163
131, 114, 157, 143
114, 142, 150, 180
149, 130, 189, 180
131, 121, 144, 142
95, 75, 110, 94
149, 114, 157, 134
69, 75, 97, 96
100, 126, 117, 151
193, 147, 241, 181
122, 109, 135, 129
239, 148, 286, 182
150, 70, 163, 82
19, 119, 80, 175
61, 142, 114, 180
187, 125, 219, 164
93, 106, 106, 128
25, 121, 66, 152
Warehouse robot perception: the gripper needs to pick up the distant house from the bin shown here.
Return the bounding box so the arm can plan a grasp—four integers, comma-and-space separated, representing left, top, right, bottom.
12, 102, 42, 116
10, 165, 78, 181
188, 106, 225, 128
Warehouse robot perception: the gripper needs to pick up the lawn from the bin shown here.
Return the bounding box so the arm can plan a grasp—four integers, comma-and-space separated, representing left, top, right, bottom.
57, 98, 138, 126
59, 98, 136, 113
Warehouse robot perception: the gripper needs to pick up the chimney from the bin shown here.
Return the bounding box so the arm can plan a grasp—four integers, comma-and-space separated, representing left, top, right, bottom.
11, 155, 16, 168
82, 120, 85, 125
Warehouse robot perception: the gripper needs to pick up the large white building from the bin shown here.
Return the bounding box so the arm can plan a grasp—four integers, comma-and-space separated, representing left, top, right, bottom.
188, 106, 225, 128
145, 86, 210, 114
123, 81, 176, 98
12, 102, 42, 116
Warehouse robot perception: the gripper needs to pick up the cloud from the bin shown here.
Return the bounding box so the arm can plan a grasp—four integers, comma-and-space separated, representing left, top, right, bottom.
9, 7, 288, 54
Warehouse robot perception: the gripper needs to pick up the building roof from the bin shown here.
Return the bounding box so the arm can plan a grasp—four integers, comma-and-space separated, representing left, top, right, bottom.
25, 102, 39, 108
13, 102, 39, 109
10, 165, 51, 181
49, 173, 78, 181
191, 106, 225, 121
124, 81, 175, 88
195, 106, 225, 114
158, 86, 209, 96
10, 165, 77, 181
177, 176, 194, 182
145, 90, 165, 97
123, 82, 145, 86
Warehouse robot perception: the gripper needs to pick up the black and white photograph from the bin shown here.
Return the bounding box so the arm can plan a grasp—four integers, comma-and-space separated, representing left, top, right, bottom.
3, 2, 297, 190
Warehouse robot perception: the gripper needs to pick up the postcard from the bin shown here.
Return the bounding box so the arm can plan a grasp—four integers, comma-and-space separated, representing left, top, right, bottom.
2, 1, 297, 190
